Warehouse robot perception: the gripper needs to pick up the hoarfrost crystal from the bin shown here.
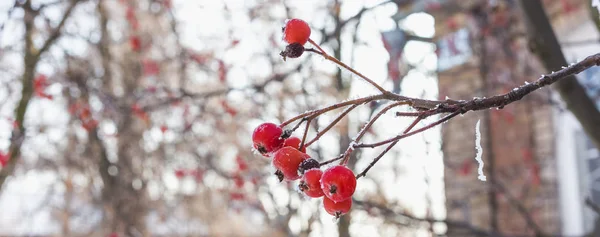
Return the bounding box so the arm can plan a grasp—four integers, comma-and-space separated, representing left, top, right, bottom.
475, 119, 487, 182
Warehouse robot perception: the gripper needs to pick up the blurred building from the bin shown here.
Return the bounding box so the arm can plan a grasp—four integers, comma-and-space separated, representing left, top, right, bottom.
393, 0, 600, 236
554, 4, 600, 235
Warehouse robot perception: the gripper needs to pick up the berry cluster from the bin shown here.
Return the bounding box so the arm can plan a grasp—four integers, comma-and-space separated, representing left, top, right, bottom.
280, 19, 311, 61
252, 122, 357, 218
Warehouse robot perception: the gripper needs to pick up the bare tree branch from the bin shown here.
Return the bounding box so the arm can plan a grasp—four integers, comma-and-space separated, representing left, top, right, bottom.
36, 0, 82, 60
0, 0, 83, 192
296, 39, 600, 177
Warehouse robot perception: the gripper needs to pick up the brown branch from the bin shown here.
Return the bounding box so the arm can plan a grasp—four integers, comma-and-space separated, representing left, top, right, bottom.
586, 197, 600, 216
307, 38, 388, 94
35, 0, 82, 60
340, 101, 409, 164
298, 118, 312, 152
361, 52, 600, 147
283, 48, 600, 169
355, 111, 460, 148
355, 140, 399, 179
356, 114, 425, 179
290, 43, 600, 172
319, 155, 344, 166
305, 43, 600, 115
304, 104, 359, 148
142, 66, 299, 112
280, 94, 388, 127
0, 0, 83, 192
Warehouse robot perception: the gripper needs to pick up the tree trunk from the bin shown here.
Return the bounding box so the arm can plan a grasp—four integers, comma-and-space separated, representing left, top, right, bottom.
519, 0, 600, 150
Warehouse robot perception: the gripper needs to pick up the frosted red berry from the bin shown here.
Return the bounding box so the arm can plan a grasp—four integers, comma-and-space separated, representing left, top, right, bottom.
283, 136, 306, 153
323, 196, 352, 218
252, 122, 284, 156
283, 19, 311, 45
299, 169, 324, 197
272, 147, 310, 181
320, 165, 356, 202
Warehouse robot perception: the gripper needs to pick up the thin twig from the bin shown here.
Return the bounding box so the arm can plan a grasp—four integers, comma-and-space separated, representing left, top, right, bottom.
319, 154, 344, 166
586, 197, 600, 215
281, 50, 600, 172
356, 115, 425, 179
355, 140, 399, 179
288, 117, 309, 135
395, 111, 424, 117
355, 111, 461, 148
307, 38, 388, 94
340, 101, 409, 165
298, 118, 312, 151
305, 104, 359, 147
280, 93, 387, 127
284, 52, 600, 132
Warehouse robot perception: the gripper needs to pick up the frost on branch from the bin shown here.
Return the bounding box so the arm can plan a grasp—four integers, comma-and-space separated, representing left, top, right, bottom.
475, 119, 487, 182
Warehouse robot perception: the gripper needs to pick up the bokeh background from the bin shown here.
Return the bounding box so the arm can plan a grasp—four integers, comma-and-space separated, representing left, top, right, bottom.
0, 0, 599, 236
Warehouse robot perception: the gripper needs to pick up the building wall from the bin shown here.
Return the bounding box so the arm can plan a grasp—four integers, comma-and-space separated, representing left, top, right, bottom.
435, 0, 591, 235
555, 10, 600, 235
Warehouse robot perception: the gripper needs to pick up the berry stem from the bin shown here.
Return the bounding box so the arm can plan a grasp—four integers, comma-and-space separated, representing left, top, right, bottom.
304, 104, 359, 148
355, 140, 399, 179
395, 111, 426, 117
307, 38, 326, 54
307, 38, 388, 94
320, 154, 344, 166
280, 94, 387, 127
355, 111, 461, 148
355, 114, 425, 179
340, 101, 409, 165
287, 116, 309, 134
298, 117, 312, 151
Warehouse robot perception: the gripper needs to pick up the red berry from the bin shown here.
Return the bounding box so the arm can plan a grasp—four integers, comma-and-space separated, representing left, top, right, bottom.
283, 19, 311, 45
283, 136, 306, 153
320, 165, 356, 202
236, 155, 248, 171
130, 36, 141, 51
299, 169, 324, 197
0, 152, 9, 167
252, 122, 284, 156
323, 196, 352, 218
142, 59, 160, 76
233, 173, 245, 188
272, 147, 310, 181
174, 169, 186, 179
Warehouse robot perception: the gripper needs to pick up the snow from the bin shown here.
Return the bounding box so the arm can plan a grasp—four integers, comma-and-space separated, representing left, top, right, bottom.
474, 119, 487, 182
